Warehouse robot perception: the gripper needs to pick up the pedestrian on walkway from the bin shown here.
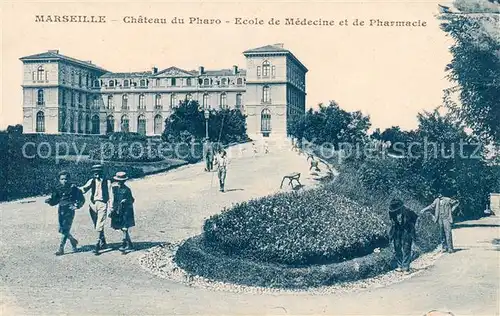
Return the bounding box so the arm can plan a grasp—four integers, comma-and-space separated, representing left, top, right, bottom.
80, 164, 113, 256
420, 194, 460, 253
264, 140, 269, 154
252, 141, 257, 156
216, 149, 228, 192
203, 138, 214, 172
45, 171, 85, 256
388, 198, 419, 273
109, 172, 136, 252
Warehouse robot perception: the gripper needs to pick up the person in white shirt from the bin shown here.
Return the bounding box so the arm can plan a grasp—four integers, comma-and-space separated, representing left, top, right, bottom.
80, 164, 113, 256
216, 150, 228, 192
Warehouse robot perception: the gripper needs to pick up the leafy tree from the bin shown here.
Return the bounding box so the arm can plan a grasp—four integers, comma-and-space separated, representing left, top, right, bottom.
439, 0, 500, 143
162, 100, 248, 144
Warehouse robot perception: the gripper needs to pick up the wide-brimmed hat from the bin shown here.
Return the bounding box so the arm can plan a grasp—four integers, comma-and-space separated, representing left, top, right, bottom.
91, 164, 103, 172
113, 171, 128, 182
389, 198, 404, 212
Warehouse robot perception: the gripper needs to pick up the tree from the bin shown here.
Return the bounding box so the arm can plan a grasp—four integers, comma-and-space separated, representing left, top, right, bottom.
439, 0, 500, 143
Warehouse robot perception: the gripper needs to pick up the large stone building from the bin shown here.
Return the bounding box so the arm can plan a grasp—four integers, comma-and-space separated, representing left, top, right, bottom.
20, 43, 307, 139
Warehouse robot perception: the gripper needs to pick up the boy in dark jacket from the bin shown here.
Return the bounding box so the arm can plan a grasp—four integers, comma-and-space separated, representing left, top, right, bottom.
388, 198, 419, 273
45, 171, 85, 256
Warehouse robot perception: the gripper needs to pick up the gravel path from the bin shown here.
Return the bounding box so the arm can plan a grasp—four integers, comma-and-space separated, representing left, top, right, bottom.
1, 141, 499, 315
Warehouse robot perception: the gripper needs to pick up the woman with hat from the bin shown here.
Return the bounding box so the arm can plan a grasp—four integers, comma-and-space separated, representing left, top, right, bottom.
388, 198, 419, 273
109, 171, 136, 252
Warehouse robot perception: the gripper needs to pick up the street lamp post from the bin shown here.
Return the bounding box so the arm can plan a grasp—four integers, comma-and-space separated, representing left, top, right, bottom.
204, 108, 209, 139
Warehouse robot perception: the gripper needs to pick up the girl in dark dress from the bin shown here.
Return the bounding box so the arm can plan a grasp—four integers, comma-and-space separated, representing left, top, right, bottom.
109, 172, 135, 252
45, 171, 85, 256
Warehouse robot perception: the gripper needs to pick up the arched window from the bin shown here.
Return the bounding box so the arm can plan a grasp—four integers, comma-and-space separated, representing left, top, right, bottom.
107, 95, 114, 109
37, 89, 44, 105
36, 111, 45, 132
85, 114, 91, 134
170, 94, 177, 108
37, 66, 45, 81
155, 94, 162, 109
236, 78, 243, 85
154, 114, 163, 135
106, 115, 114, 133
220, 92, 227, 109
262, 61, 270, 77
122, 94, 128, 109
139, 94, 145, 109
78, 113, 84, 133
121, 115, 129, 132
69, 112, 75, 133
137, 115, 146, 135
108, 80, 115, 87
262, 85, 270, 103
203, 78, 210, 86
203, 93, 209, 108
92, 115, 100, 134
236, 93, 242, 110
261, 108, 271, 132
123, 80, 129, 88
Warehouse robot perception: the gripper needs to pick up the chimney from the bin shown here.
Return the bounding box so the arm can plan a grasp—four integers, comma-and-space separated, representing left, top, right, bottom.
86, 60, 93, 64
198, 66, 204, 75
274, 43, 284, 49
152, 66, 158, 74
48, 49, 59, 54
232, 65, 238, 75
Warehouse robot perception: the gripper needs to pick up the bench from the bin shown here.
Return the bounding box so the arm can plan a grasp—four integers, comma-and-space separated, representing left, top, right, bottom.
280, 172, 302, 189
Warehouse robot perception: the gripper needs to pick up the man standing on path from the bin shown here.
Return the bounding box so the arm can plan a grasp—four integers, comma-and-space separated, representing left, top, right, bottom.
80, 164, 113, 256
203, 138, 214, 172
388, 198, 419, 273
420, 194, 460, 253
215, 149, 228, 192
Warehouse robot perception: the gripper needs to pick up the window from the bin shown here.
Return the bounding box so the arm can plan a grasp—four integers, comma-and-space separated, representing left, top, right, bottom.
186, 78, 192, 86
78, 113, 84, 133
93, 80, 100, 88
71, 71, 76, 84
37, 89, 44, 105
86, 75, 89, 87
76, 93, 81, 108
86, 96, 91, 109
272, 65, 276, 77
85, 114, 91, 134
221, 78, 227, 86
257, 66, 261, 77
170, 94, 177, 108
106, 115, 114, 133
203, 93, 209, 108
154, 114, 163, 135
36, 111, 45, 132
203, 78, 210, 86
171, 78, 177, 86
121, 115, 130, 132
123, 80, 129, 88
155, 94, 162, 108
236, 78, 243, 85
122, 94, 128, 109
262, 61, 270, 77
262, 85, 270, 103
59, 110, 66, 132
139, 94, 145, 109
61, 69, 66, 84
37, 66, 45, 81
140, 79, 146, 87
69, 112, 75, 133
236, 93, 242, 110
155, 78, 160, 87
107, 95, 114, 109
220, 93, 227, 109
137, 115, 146, 135
92, 115, 100, 134
70, 91, 75, 107
108, 80, 115, 88
78, 74, 82, 86
93, 96, 99, 109
261, 108, 271, 132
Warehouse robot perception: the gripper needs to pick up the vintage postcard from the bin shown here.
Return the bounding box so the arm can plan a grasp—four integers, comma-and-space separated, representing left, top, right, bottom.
0, 0, 499, 315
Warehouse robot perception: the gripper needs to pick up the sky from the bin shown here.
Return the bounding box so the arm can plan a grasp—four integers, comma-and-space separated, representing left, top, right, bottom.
0, 0, 454, 131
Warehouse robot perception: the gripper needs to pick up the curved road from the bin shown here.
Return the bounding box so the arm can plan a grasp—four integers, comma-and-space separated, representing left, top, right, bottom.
1, 143, 499, 315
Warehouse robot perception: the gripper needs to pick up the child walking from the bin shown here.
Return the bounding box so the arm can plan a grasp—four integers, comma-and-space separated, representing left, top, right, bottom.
45, 171, 85, 256
109, 172, 136, 252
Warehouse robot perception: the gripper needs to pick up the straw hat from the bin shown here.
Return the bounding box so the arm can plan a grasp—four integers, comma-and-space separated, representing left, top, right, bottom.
113, 171, 128, 182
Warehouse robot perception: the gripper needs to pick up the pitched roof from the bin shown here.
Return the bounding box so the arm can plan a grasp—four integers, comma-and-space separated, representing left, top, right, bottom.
202, 69, 247, 76
243, 43, 289, 54
155, 66, 196, 77
20, 51, 107, 72
100, 71, 152, 79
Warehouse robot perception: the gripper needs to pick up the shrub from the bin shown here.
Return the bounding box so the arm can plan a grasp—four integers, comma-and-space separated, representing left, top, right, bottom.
203, 189, 388, 266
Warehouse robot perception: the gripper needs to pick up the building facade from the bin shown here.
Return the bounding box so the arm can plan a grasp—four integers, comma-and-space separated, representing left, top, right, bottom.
20, 44, 307, 139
